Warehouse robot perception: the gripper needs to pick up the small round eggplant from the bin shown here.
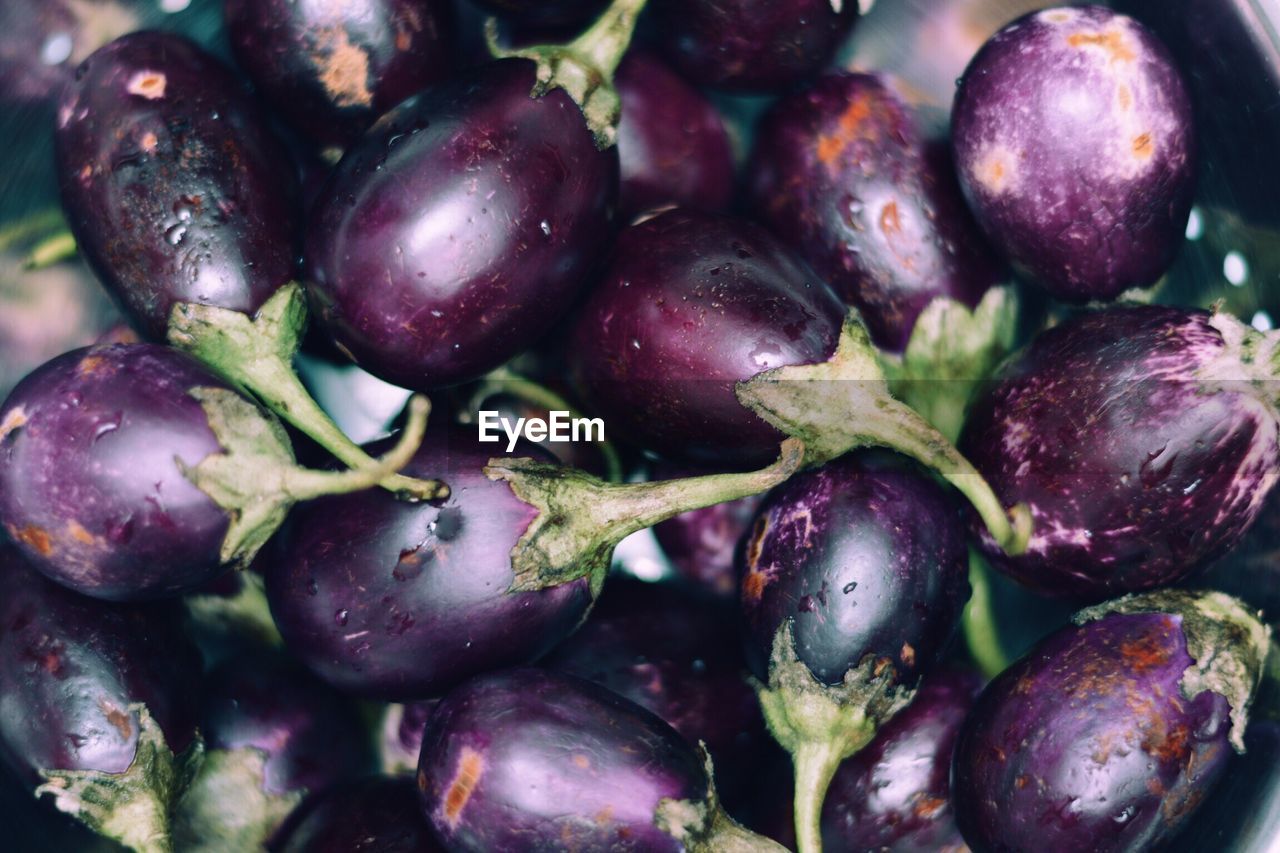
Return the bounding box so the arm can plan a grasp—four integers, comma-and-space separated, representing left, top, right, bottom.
651, 464, 762, 599
55, 31, 299, 340
651, 0, 858, 94
739, 450, 970, 853
467, 0, 609, 29
951, 6, 1196, 302
960, 304, 1280, 599
952, 590, 1269, 852
748, 71, 1005, 353
570, 208, 845, 467
615, 52, 735, 219
279, 776, 442, 853
224, 0, 454, 152
174, 650, 378, 850
542, 579, 767, 806
0, 0, 141, 105
305, 54, 617, 390
416, 668, 780, 851
0, 549, 202, 849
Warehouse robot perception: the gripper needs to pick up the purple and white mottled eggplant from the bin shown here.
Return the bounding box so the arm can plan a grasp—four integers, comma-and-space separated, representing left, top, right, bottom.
173, 650, 378, 851
225, 0, 454, 152
952, 589, 1270, 852
748, 71, 1006, 354
951, 6, 1196, 302
0, 548, 203, 851
739, 450, 971, 853
615, 51, 735, 219
543, 579, 768, 809
416, 668, 782, 851
960, 304, 1280, 599
278, 776, 442, 853
0, 343, 429, 601
650, 0, 858, 94
55, 31, 299, 340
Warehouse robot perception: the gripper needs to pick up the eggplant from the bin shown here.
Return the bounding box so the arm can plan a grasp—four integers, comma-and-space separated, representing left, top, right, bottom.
278, 776, 442, 853
0, 0, 141, 105
650, 0, 858, 94
960, 304, 1280, 599
224, 0, 454, 152
416, 668, 782, 850
54, 31, 299, 339
651, 465, 762, 599
738, 450, 970, 853
952, 589, 1270, 852
951, 6, 1196, 302
381, 701, 438, 774
0, 549, 202, 851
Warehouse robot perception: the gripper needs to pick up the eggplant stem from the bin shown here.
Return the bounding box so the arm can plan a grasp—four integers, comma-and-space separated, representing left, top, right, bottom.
167, 283, 448, 502
22, 231, 78, 270
0, 208, 66, 254
792, 740, 845, 853
962, 547, 1010, 678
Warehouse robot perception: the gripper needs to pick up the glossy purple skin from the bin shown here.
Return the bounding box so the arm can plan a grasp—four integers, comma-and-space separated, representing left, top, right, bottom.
280, 776, 442, 853
739, 451, 970, 686
615, 52, 735, 219
960, 305, 1280, 599
951, 6, 1196, 302
542, 579, 766, 804
748, 72, 1005, 352
0, 344, 234, 601
467, 0, 608, 28
225, 0, 453, 151
202, 651, 377, 797
825, 668, 981, 852
417, 668, 706, 851
306, 58, 618, 391
266, 430, 593, 699
651, 0, 858, 94
952, 612, 1233, 852
651, 462, 762, 599
55, 32, 299, 340
569, 208, 845, 467
0, 550, 201, 785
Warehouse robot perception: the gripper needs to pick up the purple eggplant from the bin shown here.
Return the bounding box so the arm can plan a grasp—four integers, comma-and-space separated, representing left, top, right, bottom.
467, 0, 609, 28
960, 304, 1280, 599
568, 206, 1031, 555
303, 0, 649, 390
0, 0, 141, 105
951, 6, 1196, 302
54, 31, 299, 340
224, 0, 454, 152
738, 450, 970, 853
381, 701, 439, 774
416, 668, 781, 850
651, 465, 762, 599
278, 776, 442, 853
747, 71, 1006, 353
615, 52, 735, 219
0, 343, 427, 601
952, 589, 1269, 852
173, 650, 378, 851
651, 0, 858, 94
542, 579, 767, 808
0, 548, 202, 850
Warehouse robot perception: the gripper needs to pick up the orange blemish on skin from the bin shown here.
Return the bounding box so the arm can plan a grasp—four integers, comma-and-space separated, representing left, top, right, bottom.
572, 754, 591, 769
913, 795, 948, 818
77, 354, 108, 376
442, 747, 485, 828
140, 132, 158, 153
0, 407, 27, 442
900, 642, 916, 668
1119, 631, 1171, 674
880, 201, 903, 237
815, 98, 875, 168
1132, 133, 1154, 160
67, 521, 97, 546
12, 525, 53, 557
742, 569, 771, 602
127, 71, 167, 100
314, 28, 373, 108
1067, 30, 1137, 63
100, 702, 133, 740
1117, 85, 1133, 111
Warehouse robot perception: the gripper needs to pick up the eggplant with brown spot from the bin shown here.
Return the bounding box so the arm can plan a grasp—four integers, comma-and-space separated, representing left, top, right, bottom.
416, 668, 782, 851
951, 6, 1196, 302
952, 589, 1269, 852
748, 71, 1006, 353
55, 31, 299, 340
279, 776, 443, 853
225, 0, 455, 152
960, 304, 1280, 599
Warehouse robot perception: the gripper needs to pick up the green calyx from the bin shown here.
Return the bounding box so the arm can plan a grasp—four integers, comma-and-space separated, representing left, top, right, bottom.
485, 0, 649, 149
168, 282, 448, 503
736, 310, 1032, 556
36, 705, 204, 853
655, 748, 787, 852
1074, 589, 1271, 752
755, 623, 916, 853
485, 438, 804, 597
181, 388, 432, 570
182, 572, 282, 668
172, 748, 303, 852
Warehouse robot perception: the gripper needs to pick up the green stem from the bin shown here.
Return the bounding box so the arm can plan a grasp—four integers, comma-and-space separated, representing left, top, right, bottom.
962, 547, 1009, 679
561, 0, 648, 78
0, 209, 66, 254
22, 231, 78, 269
792, 740, 844, 853
167, 283, 448, 502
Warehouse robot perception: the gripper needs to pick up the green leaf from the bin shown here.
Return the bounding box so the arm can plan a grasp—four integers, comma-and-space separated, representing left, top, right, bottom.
172, 749, 304, 853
